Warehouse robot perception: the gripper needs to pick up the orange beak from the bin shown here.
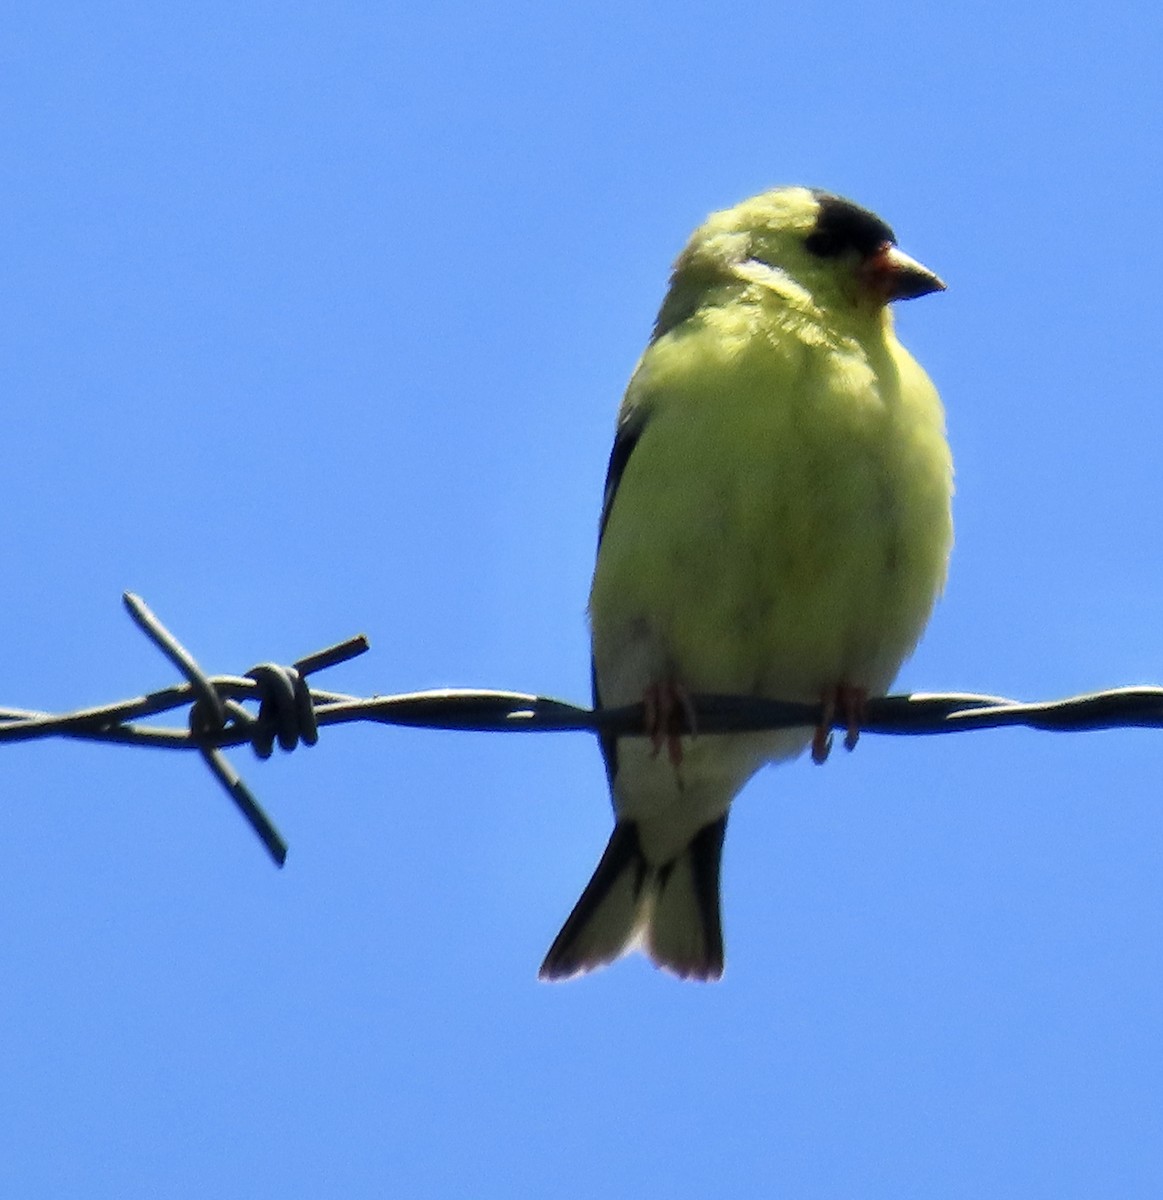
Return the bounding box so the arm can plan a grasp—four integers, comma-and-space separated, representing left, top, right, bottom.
863, 243, 946, 303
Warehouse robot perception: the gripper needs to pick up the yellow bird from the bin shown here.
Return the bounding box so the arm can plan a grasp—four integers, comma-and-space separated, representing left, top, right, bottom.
540, 187, 953, 982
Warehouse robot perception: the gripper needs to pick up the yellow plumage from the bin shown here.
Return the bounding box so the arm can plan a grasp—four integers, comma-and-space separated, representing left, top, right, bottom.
541, 187, 953, 982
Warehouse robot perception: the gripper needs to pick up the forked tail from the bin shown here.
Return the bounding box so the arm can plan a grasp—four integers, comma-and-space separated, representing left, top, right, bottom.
539, 815, 728, 981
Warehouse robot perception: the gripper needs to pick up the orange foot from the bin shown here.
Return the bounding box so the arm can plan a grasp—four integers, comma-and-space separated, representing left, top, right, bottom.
811, 684, 868, 765
643, 681, 698, 766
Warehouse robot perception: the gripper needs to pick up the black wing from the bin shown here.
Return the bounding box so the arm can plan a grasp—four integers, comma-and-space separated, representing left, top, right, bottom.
592, 413, 649, 787
596, 414, 647, 548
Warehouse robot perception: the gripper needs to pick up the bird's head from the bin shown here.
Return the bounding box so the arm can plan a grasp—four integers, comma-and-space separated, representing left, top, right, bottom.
654, 187, 944, 337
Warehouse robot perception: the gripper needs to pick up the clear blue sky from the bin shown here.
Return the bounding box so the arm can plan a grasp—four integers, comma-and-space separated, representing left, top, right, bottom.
3, 2, 1162, 1196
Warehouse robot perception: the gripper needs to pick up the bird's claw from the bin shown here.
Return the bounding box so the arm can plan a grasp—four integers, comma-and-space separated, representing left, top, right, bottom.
812, 684, 867, 764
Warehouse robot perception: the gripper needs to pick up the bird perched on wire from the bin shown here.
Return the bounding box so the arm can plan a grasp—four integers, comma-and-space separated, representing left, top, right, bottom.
540, 186, 953, 982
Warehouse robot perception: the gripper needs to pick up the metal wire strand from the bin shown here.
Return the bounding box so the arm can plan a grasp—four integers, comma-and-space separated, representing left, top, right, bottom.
3, 593, 1162, 866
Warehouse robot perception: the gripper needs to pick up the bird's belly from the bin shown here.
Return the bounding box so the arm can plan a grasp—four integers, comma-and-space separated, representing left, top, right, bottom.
680, 487, 925, 700
593, 431, 944, 707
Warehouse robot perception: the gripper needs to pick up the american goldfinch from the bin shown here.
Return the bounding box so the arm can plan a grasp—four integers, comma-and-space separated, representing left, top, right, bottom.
540, 186, 953, 982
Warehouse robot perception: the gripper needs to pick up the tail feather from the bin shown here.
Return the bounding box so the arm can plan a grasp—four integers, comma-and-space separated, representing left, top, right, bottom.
540, 815, 728, 982
539, 822, 647, 980
648, 814, 727, 980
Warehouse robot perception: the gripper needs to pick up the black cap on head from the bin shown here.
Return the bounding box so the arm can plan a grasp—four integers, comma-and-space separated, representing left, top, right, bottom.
805, 191, 896, 259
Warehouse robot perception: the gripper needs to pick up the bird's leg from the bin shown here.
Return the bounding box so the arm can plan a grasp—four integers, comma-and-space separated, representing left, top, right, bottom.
811, 684, 868, 764
643, 680, 697, 766
811, 693, 835, 764
839, 684, 867, 752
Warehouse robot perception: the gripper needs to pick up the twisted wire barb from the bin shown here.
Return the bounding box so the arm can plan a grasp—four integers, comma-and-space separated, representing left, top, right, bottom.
3, 593, 1162, 866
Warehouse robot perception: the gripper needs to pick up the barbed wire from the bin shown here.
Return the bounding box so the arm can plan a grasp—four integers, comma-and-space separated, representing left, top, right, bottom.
5, 592, 1162, 867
